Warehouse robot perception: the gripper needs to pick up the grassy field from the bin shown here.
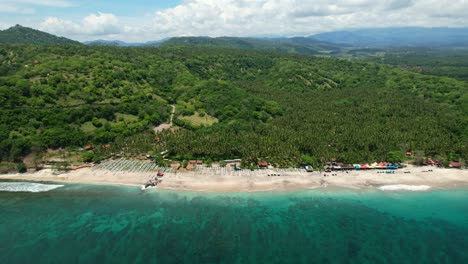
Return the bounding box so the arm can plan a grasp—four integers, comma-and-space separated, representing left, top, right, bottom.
180, 112, 218, 127
115, 113, 139, 123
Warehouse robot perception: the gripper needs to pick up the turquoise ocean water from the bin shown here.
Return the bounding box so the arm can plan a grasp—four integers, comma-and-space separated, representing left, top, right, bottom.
0, 181, 467, 263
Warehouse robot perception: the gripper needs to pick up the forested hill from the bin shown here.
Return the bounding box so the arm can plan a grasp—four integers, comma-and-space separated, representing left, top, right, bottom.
161, 36, 343, 55
0, 45, 466, 167
0, 25, 81, 45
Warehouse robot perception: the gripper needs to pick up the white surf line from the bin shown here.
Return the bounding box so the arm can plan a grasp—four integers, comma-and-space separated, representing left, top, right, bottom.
0, 182, 64, 192
378, 185, 431, 191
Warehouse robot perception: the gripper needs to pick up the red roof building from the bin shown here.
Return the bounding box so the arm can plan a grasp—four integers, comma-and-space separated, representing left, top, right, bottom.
449, 161, 462, 168
258, 161, 268, 168
84, 145, 93, 151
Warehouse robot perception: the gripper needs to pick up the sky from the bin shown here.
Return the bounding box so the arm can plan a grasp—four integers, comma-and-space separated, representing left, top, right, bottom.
1, 0, 468, 42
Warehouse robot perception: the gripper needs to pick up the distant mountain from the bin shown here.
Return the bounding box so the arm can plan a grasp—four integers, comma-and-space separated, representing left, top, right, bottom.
84, 39, 165, 47
160, 36, 345, 55
0, 25, 81, 45
312, 27, 468, 48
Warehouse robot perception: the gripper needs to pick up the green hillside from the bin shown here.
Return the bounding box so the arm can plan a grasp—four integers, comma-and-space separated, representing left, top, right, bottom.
0, 25, 81, 45
0, 45, 466, 167
162, 36, 342, 55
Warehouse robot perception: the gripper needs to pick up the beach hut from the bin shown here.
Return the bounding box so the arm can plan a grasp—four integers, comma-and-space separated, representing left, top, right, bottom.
84, 145, 93, 151
377, 162, 387, 169
304, 165, 314, 172
332, 164, 342, 171
360, 164, 370, 170
353, 164, 361, 170
258, 161, 268, 168
387, 164, 398, 170
186, 163, 196, 171
449, 161, 462, 168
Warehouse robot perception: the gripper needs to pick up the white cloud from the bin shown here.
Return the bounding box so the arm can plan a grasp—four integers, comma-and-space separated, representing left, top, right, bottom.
144, 0, 468, 40
39, 12, 122, 37
18, 0, 468, 41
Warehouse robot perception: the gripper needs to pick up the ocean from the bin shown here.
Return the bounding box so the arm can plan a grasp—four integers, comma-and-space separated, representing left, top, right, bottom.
0, 181, 467, 263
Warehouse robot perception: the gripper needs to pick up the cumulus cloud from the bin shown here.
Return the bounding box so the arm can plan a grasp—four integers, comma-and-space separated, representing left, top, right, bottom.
145, 0, 468, 39
39, 12, 121, 37
25, 0, 468, 41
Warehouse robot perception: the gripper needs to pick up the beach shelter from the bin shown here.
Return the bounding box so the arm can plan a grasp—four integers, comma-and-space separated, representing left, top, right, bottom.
332, 165, 342, 170
353, 164, 361, 170
360, 164, 370, 170
378, 162, 386, 169
449, 161, 462, 168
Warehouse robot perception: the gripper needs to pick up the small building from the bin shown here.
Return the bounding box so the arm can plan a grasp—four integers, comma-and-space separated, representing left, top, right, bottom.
377, 162, 387, 169
332, 164, 342, 171
84, 145, 93, 151
304, 165, 313, 172
258, 161, 268, 168
426, 158, 441, 167
196, 160, 203, 165
186, 164, 196, 171
405, 152, 413, 156
171, 163, 181, 171
104, 144, 111, 149
449, 161, 462, 169
360, 164, 370, 170
189, 160, 197, 165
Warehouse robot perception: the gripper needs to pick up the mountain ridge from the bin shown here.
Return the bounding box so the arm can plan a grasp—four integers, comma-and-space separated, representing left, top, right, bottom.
312, 27, 468, 47
0, 25, 81, 45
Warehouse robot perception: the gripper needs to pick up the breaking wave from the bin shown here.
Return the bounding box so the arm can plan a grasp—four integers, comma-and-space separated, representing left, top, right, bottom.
378, 185, 431, 191
0, 182, 64, 193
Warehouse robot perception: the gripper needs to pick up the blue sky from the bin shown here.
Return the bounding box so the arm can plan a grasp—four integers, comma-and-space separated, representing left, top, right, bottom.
1, 0, 468, 42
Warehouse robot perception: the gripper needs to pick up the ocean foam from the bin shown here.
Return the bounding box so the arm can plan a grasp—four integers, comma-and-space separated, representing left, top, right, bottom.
378, 185, 431, 191
0, 182, 64, 193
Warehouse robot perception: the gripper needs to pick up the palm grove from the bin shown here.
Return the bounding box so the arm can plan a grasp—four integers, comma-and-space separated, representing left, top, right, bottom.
0, 44, 466, 169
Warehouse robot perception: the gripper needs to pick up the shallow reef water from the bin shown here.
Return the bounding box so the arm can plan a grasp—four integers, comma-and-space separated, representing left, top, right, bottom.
0, 182, 467, 263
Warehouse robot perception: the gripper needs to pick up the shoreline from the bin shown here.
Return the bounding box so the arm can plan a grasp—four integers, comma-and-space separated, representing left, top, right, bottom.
1, 165, 468, 192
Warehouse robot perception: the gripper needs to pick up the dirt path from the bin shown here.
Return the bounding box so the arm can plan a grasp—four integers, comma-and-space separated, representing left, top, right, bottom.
154, 105, 175, 132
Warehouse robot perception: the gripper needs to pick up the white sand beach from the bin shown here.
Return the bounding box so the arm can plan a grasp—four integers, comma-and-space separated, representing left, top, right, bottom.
1, 164, 467, 192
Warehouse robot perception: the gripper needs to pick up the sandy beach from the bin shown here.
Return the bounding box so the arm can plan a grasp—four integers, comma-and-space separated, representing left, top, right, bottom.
1, 164, 467, 192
